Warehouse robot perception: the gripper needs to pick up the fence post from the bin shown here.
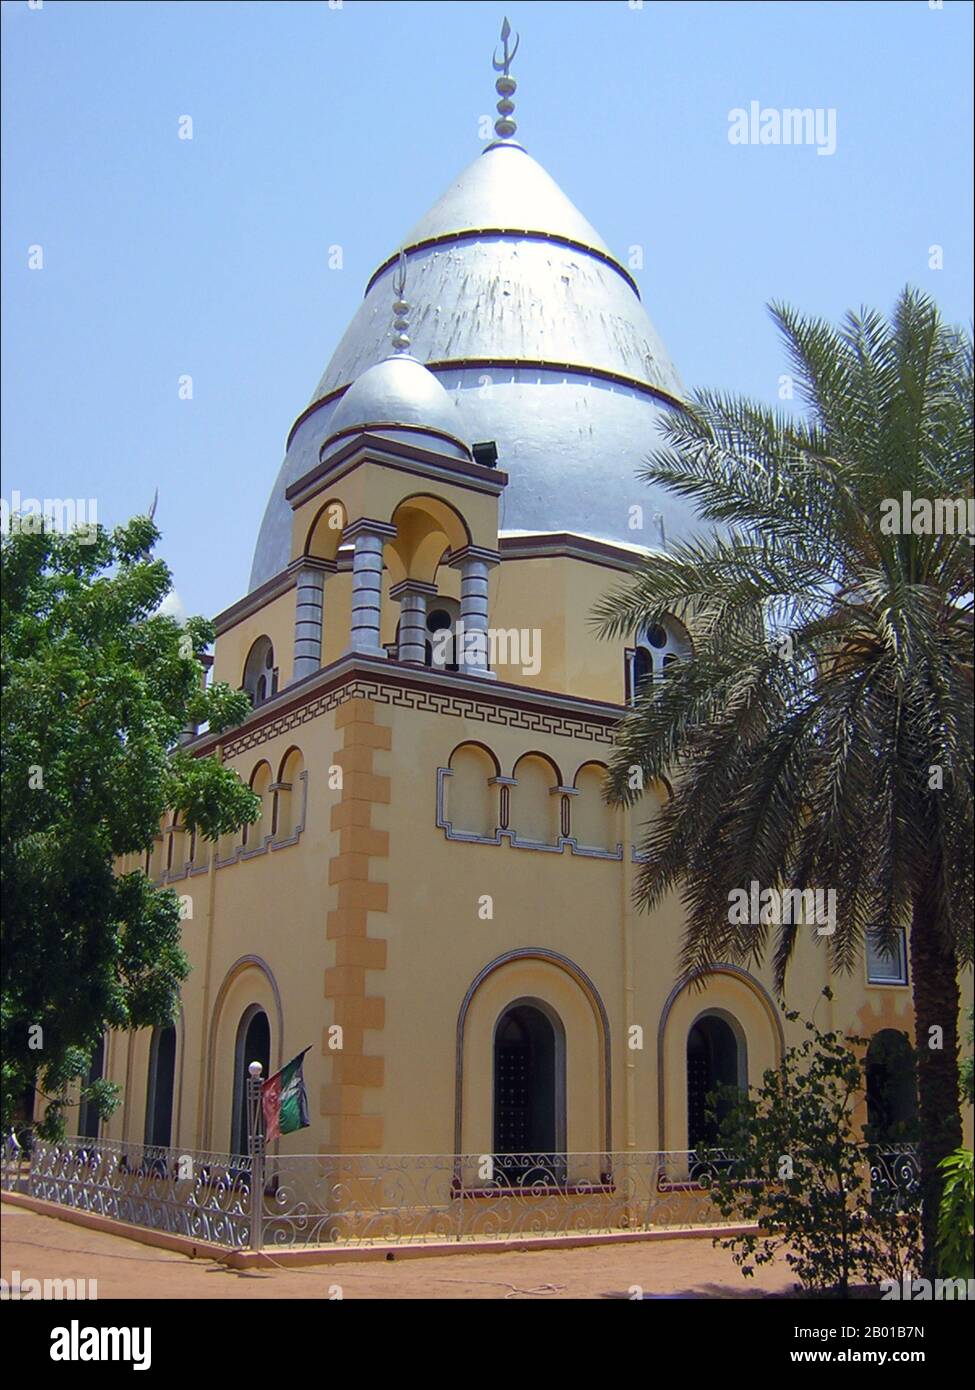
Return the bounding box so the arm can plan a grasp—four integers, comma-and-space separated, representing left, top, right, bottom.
247, 1063, 265, 1253
457, 1157, 464, 1242
1, 1132, 23, 1194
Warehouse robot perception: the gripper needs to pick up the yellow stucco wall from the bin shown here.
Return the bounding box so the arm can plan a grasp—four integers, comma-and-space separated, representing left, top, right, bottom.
91, 455, 972, 1164
212, 587, 296, 694
97, 681, 971, 1160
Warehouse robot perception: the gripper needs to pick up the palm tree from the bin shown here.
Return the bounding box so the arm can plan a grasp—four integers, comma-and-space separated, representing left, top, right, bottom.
595, 289, 973, 1275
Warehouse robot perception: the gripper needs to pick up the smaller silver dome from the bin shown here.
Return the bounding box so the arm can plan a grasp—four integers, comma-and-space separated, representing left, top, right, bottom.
322, 354, 470, 459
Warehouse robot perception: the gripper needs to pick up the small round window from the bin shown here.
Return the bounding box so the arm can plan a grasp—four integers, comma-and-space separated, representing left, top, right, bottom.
427, 609, 453, 634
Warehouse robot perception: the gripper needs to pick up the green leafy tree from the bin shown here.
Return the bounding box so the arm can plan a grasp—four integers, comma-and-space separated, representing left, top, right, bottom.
707, 1011, 921, 1297
596, 289, 973, 1276
936, 1148, 974, 1279
940, 1011, 974, 1282
1, 516, 260, 1138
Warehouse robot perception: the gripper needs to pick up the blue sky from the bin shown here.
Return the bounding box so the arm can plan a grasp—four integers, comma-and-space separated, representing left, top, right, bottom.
2, 0, 972, 620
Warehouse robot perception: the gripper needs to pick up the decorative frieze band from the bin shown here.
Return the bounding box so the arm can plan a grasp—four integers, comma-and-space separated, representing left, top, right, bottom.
221, 676, 618, 760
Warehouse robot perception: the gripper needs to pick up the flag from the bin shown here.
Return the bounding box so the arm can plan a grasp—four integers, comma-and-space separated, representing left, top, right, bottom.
261, 1048, 311, 1142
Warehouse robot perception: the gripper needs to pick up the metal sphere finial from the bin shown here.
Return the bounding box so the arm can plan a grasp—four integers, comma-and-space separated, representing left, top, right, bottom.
391, 248, 411, 353
492, 16, 520, 139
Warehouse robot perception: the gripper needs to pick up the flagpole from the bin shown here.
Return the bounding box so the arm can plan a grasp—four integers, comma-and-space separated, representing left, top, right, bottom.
246, 1061, 265, 1253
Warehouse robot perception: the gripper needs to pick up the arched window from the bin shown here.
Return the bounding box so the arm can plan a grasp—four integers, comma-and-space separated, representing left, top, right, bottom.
627, 616, 691, 703
231, 1007, 271, 1155
216, 810, 243, 863
865, 1030, 918, 1145
169, 815, 189, 874
78, 1035, 106, 1141
244, 762, 273, 849
426, 599, 461, 670
275, 748, 305, 841
629, 777, 671, 860
445, 744, 498, 838
144, 1025, 177, 1148
686, 1013, 743, 1151
242, 636, 278, 709
571, 763, 615, 852
493, 1001, 566, 1182
148, 820, 166, 880
510, 754, 561, 847
189, 825, 210, 872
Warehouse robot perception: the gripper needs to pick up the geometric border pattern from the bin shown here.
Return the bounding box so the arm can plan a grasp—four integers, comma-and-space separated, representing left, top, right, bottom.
222, 677, 617, 760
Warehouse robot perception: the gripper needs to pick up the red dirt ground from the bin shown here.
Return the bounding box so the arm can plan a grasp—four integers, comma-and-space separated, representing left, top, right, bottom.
1, 1201, 797, 1299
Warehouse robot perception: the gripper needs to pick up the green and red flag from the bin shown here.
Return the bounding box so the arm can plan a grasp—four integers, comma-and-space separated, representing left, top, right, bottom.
261, 1047, 311, 1141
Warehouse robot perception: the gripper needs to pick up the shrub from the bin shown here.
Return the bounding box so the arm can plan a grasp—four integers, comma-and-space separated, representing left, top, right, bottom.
706, 1009, 920, 1297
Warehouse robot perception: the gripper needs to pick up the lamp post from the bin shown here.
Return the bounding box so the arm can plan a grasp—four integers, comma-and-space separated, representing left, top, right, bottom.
246, 1061, 265, 1252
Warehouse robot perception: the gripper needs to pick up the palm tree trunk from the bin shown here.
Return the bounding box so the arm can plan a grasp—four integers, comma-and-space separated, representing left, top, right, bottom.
908, 890, 962, 1279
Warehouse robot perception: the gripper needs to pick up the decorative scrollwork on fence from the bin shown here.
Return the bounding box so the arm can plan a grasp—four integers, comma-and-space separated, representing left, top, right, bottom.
8, 1136, 252, 1249
259, 1149, 742, 1247
865, 1143, 922, 1215
1, 1138, 921, 1252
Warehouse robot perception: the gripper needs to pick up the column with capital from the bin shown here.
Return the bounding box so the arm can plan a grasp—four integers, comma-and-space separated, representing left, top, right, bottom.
449, 546, 500, 679
389, 578, 438, 664
344, 519, 397, 658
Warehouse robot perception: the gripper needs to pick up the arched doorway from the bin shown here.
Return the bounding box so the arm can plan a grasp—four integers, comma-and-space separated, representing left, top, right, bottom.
231, 1008, 270, 1155
144, 1025, 177, 1148
493, 1001, 565, 1182
686, 1014, 742, 1151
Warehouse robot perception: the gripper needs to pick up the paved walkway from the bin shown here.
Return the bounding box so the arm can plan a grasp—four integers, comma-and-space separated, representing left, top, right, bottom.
1, 1201, 794, 1299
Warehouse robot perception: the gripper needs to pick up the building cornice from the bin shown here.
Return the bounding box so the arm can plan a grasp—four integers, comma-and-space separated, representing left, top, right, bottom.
319, 420, 472, 464
189, 654, 626, 760
499, 532, 660, 573
285, 432, 509, 511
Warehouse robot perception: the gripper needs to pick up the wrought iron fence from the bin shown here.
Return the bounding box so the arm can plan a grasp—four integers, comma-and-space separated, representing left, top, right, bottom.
0, 1132, 28, 1193
259, 1149, 741, 1248
1, 1136, 920, 1253
865, 1143, 922, 1213
2, 1135, 251, 1248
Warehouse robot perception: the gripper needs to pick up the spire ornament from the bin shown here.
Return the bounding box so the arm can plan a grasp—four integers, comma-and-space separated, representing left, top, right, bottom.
492, 16, 520, 139
391, 249, 411, 353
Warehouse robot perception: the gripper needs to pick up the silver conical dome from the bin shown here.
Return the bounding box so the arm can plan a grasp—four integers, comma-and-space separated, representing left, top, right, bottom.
311, 142, 683, 402
249, 141, 691, 592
